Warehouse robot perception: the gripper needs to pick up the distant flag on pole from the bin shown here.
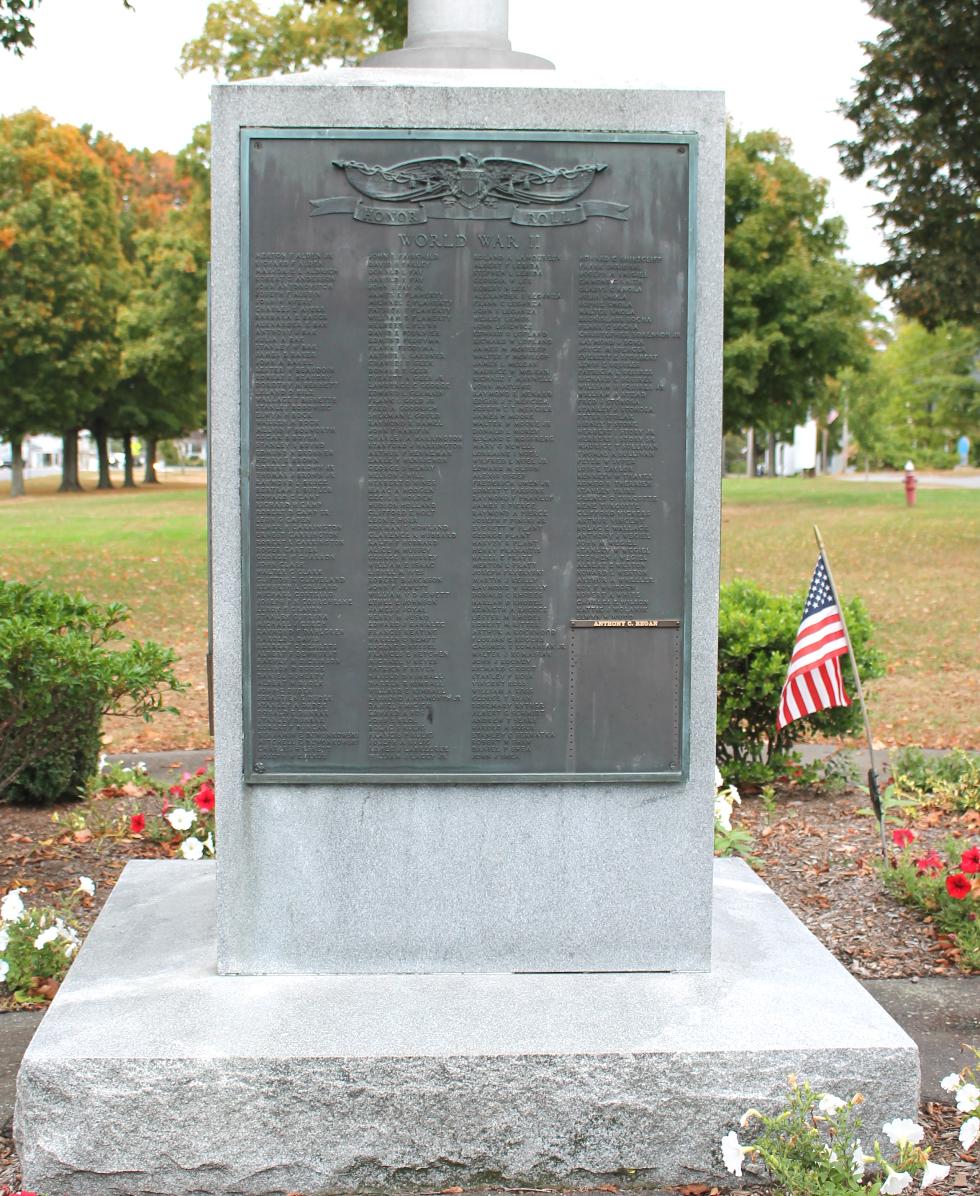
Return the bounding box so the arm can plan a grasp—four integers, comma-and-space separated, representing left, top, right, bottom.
776, 555, 851, 731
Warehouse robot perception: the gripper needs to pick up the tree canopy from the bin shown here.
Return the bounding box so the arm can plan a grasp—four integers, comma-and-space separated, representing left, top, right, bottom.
838, 0, 980, 328
846, 320, 980, 468
724, 127, 872, 439
0, 110, 126, 489
0, 0, 132, 55
179, 0, 407, 79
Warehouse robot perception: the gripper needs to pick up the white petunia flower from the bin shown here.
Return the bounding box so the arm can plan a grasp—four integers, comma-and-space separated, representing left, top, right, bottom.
721, 1130, 746, 1176
714, 765, 724, 789
166, 807, 196, 831
0, 960, 7, 982
204, 833, 215, 857
920, 1161, 950, 1189
33, 927, 59, 950
851, 1141, 867, 1179
818, 1093, 847, 1115
0, 888, 26, 924
180, 836, 205, 861
940, 1072, 963, 1092
136, 761, 147, 774
0, 928, 8, 952
959, 1115, 979, 1150
881, 1169, 913, 1195
98, 753, 108, 773
956, 1083, 980, 1113
883, 1118, 925, 1147
714, 794, 734, 832
822, 1144, 838, 1163
77, 876, 96, 897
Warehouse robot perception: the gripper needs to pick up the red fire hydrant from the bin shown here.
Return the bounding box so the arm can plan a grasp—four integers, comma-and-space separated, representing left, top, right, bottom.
904, 460, 917, 507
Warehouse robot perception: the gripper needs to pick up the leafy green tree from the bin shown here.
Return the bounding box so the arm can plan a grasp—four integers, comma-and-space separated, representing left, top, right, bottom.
839, 0, 980, 328
180, 0, 376, 79
724, 127, 872, 465
85, 131, 187, 487
0, 110, 126, 495
114, 127, 211, 480
1, 0, 132, 55
358, 0, 406, 51
847, 320, 980, 468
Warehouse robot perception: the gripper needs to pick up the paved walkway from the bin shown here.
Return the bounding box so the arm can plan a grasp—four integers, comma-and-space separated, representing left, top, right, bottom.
839, 469, 980, 489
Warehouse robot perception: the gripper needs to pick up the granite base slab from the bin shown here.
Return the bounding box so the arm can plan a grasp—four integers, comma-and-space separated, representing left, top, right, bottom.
15, 860, 919, 1195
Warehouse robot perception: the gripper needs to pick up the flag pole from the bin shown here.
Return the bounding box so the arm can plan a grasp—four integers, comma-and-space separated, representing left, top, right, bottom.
812, 524, 888, 859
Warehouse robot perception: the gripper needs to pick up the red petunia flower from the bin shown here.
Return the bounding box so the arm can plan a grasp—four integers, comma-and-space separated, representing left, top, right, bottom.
892, 827, 916, 849
195, 766, 208, 777
946, 872, 972, 900
168, 784, 185, 799
960, 846, 980, 875
915, 850, 943, 875
193, 784, 215, 813
130, 813, 146, 835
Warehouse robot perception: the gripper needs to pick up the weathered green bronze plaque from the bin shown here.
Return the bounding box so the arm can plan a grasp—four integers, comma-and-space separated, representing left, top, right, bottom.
241, 129, 695, 783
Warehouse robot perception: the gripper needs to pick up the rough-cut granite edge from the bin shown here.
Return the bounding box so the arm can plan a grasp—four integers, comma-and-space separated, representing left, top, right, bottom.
15, 860, 919, 1195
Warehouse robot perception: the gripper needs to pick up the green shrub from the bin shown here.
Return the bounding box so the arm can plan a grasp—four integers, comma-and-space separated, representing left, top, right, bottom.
717, 579, 884, 786
890, 747, 980, 813
0, 581, 184, 805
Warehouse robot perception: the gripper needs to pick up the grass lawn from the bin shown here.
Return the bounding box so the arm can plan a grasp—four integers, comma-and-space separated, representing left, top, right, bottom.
722, 477, 979, 748
0, 473, 209, 750
0, 472, 976, 750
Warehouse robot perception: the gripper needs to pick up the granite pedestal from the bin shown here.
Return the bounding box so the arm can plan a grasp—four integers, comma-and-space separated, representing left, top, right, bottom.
15, 858, 919, 1195
209, 71, 726, 975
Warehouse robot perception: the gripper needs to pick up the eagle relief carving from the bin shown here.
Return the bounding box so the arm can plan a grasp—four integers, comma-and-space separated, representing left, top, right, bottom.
310, 152, 630, 227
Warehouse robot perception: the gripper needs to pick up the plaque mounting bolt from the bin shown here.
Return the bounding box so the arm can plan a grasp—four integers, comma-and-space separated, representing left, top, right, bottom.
254, 761, 266, 773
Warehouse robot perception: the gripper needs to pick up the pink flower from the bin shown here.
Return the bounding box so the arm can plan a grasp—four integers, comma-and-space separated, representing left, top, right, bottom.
130, 813, 145, 835
195, 766, 207, 777
960, 846, 980, 875
892, 828, 915, 849
946, 872, 972, 900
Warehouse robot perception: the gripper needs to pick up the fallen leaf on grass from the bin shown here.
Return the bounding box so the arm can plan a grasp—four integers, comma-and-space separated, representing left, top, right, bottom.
5, 833, 30, 844
72, 829, 93, 844
676, 1185, 711, 1195
440, 1187, 464, 1193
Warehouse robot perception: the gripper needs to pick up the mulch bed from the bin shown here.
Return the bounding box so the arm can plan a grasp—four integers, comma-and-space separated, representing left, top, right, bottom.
0, 780, 977, 1194
740, 782, 980, 979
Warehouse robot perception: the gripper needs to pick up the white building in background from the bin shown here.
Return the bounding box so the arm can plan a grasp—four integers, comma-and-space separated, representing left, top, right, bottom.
0, 432, 98, 476
771, 417, 847, 476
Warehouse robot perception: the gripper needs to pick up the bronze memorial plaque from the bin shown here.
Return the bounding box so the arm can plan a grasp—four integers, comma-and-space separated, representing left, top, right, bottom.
242, 130, 695, 782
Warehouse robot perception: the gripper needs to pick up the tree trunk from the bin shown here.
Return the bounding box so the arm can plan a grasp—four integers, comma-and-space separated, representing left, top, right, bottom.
9, 436, 25, 498
123, 433, 136, 488
94, 421, 113, 490
820, 425, 829, 475
143, 436, 159, 484
745, 427, 755, 477
58, 429, 82, 492
766, 431, 777, 477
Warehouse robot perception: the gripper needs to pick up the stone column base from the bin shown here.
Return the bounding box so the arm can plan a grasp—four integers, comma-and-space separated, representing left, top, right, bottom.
15, 859, 918, 1195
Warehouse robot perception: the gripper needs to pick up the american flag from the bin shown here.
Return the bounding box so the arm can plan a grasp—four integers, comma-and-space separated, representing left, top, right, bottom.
776, 555, 851, 731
